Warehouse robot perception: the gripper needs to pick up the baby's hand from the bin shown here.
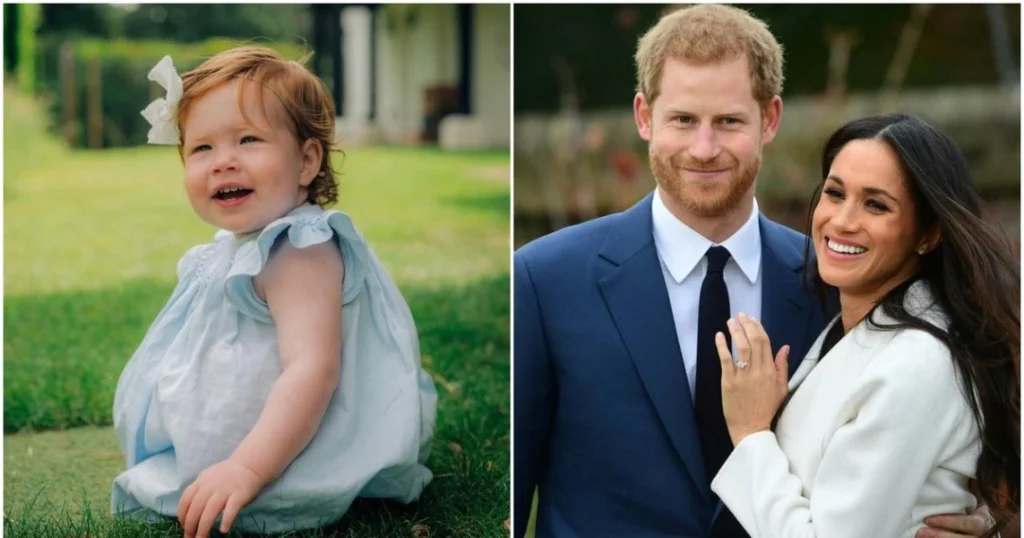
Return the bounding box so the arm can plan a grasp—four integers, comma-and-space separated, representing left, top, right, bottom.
177, 458, 265, 538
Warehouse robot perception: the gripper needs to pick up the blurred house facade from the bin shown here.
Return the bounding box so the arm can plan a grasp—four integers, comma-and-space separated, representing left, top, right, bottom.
313, 4, 509, 150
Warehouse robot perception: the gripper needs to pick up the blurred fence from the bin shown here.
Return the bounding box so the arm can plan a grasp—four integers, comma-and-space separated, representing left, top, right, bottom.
513, 86, 1021, 247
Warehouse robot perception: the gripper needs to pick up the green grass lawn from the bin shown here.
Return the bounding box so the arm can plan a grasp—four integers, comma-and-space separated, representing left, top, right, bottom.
4, 86, 511, 537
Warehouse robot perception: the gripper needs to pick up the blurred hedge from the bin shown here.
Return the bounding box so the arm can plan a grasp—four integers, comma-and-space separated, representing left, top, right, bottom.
16, 4, 42, 93
36, 37, 306, 149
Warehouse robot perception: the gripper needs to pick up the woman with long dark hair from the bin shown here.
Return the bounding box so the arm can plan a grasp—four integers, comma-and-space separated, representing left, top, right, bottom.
708, 113, 1019, 537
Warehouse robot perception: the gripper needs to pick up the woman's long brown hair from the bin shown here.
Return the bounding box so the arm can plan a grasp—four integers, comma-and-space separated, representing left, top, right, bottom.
780, 113, 1019, 536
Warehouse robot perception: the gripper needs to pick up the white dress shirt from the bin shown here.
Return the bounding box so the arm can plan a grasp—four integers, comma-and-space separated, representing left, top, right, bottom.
651, 187, 762, 401
710, 281, 980, 537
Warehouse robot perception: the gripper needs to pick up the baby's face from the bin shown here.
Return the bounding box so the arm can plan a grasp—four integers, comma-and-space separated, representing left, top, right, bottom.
181, 80, 315, 234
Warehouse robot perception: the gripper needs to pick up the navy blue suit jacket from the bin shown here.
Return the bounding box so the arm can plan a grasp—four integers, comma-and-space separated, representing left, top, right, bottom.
514, 193, 829, 537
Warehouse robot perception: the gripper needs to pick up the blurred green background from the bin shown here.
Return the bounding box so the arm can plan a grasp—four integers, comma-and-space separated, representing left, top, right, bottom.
513, 4, 1021, 248
4, 4, 310, 149
5, 3, 511, 151
4, 4, 510, 537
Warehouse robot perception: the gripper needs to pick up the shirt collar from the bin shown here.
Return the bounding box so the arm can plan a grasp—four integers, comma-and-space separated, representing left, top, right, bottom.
651, 187, 762, 285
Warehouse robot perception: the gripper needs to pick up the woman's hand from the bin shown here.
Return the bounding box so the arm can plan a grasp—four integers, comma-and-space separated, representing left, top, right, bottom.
716, 313, 791, 446
177, 458, 265, 538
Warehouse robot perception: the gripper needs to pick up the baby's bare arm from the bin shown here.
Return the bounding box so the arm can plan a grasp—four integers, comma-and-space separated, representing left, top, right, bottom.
232, 240, 344, 486
179, 241, 344, 537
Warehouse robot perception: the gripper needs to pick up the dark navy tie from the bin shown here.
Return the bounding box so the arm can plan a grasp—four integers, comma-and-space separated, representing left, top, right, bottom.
693, 246, 747, 537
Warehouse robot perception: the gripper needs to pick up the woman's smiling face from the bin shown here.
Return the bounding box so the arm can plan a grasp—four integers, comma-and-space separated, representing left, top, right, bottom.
811, 139, 931, 300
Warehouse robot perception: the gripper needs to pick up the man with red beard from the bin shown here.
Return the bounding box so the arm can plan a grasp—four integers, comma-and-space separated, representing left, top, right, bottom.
513, 5, 1000, 538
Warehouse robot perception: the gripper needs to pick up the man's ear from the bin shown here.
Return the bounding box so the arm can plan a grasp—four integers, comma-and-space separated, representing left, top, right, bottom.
760, 95, 783, 145
634, 92, 653, 142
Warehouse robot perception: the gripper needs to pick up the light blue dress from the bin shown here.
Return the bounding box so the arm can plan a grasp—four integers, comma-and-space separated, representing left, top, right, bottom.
111, 204, 437, 533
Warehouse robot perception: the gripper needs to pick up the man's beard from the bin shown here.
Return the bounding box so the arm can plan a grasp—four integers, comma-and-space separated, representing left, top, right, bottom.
649, 146, 761, 218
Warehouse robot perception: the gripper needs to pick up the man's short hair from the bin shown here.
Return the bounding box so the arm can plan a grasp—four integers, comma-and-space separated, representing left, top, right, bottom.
635, 4, 785, 109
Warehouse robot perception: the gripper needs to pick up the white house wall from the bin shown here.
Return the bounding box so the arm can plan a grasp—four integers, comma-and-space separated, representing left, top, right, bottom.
336, 4, 509, 148
474, 4, 511, 148
339, 6, 371, 140
377, 4, 458, 143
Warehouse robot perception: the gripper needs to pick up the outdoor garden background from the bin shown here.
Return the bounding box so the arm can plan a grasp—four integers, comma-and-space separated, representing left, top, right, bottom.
514, 4, 1021, 250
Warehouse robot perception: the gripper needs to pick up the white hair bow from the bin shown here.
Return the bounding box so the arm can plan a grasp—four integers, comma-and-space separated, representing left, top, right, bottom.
140, 55, 183, 145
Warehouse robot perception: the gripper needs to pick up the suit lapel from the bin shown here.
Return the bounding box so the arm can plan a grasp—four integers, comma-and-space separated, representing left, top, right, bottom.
758, 216, 816, 377
597, 194, 710, 501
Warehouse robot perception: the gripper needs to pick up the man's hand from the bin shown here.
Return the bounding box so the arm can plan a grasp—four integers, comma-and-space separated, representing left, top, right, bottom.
177, 458, 265, 538
916, 505, 997, 538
